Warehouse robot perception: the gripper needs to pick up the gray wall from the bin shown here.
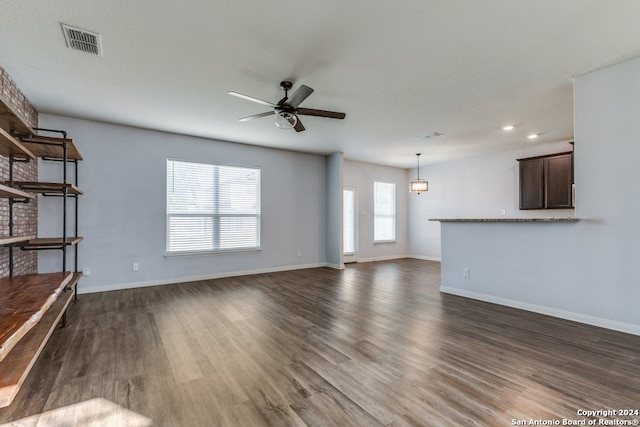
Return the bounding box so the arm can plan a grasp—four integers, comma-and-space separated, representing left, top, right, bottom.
436, 56, 640, 335
325, 152, 343, 268
37, 114, 328, 293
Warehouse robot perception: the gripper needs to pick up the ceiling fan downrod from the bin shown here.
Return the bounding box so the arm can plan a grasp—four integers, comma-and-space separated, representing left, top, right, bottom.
280, 81, 293, 100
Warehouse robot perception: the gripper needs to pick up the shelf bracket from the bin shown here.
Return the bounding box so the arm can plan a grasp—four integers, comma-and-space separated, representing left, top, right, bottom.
10, 131, 33, 140
19, 246, 66, 252
9, 198, 31, 204
33, 127, 67, 139
10, 157, 31, 164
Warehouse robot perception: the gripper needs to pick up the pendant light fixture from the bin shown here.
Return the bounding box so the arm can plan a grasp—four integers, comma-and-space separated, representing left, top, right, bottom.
409, 153, 428, 194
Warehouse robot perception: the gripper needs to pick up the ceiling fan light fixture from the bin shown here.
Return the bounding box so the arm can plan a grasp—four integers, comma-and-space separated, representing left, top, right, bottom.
274, 110, 297, 129
229, 81, 345, 132
410, 153, 429, 194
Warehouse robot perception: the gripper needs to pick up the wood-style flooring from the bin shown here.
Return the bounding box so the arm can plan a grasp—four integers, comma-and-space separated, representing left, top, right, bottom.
1, 259, 639, 426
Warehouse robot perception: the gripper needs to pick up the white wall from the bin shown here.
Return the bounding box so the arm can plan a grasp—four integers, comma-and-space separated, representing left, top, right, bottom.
343, 159, 409, 262
409, 141, 574, 260
436, 56, 640, 335
37, 114, 328, 293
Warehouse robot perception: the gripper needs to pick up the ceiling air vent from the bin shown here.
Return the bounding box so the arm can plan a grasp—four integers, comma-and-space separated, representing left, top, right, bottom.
416, 132, 444, 140
61, 24, 103, 56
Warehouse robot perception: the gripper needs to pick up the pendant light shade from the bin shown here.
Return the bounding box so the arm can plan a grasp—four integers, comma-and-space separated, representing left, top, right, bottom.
410, 153, 428, 194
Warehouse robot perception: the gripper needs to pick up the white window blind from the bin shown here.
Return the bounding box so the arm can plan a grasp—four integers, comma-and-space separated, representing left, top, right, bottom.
374, 181, 396, 242
167, 159, 261, 254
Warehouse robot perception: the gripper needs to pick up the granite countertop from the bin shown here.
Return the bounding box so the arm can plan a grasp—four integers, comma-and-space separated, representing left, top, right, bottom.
430, 218, 579, 223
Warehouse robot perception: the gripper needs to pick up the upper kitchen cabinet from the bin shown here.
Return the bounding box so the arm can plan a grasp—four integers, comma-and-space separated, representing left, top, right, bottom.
518, 151, 574, 210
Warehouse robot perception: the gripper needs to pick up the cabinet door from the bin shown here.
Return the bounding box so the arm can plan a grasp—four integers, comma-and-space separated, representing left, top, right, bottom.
519, 158, 544, 210
545, 153, 573, 208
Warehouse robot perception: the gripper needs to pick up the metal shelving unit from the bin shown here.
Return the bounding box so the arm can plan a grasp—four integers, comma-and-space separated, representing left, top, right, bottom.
0, 99, 84, 407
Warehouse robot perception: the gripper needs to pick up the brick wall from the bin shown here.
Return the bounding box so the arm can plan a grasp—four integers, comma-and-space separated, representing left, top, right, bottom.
0, 65, 38, 277
0, 66, 38, 130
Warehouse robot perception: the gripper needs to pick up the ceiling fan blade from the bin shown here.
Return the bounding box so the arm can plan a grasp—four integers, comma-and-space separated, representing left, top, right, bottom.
296, 108, 346, 119
239, 111, 275, 122
228, 91, 276, 107
286, 85, 314, 108
293, 117, 306, 132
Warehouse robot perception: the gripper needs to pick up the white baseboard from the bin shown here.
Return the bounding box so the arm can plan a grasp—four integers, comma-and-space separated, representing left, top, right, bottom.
408, 254, 441, 262
440, 286, 640, 337
356, 254, 441, 263
356, 254, 411, 263
80, 263, 327, 294
326, 263, 345, 270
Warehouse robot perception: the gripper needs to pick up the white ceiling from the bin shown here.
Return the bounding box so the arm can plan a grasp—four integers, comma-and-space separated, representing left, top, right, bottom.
2, 1, 640, 168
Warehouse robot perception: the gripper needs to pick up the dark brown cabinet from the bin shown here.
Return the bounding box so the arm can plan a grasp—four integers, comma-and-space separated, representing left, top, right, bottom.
518, 151, 573, 210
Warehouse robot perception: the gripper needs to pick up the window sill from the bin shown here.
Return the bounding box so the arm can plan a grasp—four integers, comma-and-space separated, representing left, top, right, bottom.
373, 240, 396, 245
164, 247, 262, 258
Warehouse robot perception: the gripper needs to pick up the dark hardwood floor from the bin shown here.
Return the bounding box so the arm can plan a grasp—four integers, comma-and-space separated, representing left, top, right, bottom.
1, 259, 639, 426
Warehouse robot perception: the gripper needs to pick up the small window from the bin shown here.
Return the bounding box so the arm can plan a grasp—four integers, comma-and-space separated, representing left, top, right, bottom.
374, 181, 395, 242
167, 159, 261, 254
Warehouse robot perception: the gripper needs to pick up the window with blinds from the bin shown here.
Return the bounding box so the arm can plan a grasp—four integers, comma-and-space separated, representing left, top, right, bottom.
167, 159, 261, 254
374, 181, 396, 242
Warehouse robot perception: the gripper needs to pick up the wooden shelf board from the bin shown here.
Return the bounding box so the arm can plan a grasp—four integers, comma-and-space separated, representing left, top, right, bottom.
0, 127, 36, 160
0, 281, 73, 408
18, 135, 83, 161
0, 235, 36, 246
7, 181, 83, 195
22, 237, 83, 248
0, 98, 34, 136
65, 272, 82, 292
0, 272, 73, 363
0, 183, 35, 199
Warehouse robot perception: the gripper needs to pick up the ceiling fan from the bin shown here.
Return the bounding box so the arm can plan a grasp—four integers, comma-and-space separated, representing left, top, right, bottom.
228, 81, 346, 132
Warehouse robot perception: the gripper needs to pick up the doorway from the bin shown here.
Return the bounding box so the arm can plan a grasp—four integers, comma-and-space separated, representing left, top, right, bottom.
343, 186, 357, 263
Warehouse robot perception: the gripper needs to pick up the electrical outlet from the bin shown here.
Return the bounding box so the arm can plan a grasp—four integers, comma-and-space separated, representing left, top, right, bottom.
132, 263, 139, 271
500, 208, 506, 216
82, 267, 91, 276
463, 268, 470, 278
297, 249, 302, 257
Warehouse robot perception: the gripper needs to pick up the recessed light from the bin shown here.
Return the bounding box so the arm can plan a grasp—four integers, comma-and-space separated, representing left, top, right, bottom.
502, 125, 515, 131
527, 134, 539, 139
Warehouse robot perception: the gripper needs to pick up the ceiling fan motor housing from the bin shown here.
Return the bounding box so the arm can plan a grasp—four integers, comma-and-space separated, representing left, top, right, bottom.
275, 106, 295, 116
280, 81, 293, 91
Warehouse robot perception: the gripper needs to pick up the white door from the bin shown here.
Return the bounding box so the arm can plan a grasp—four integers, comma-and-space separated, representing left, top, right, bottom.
343, 186, 357, 263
